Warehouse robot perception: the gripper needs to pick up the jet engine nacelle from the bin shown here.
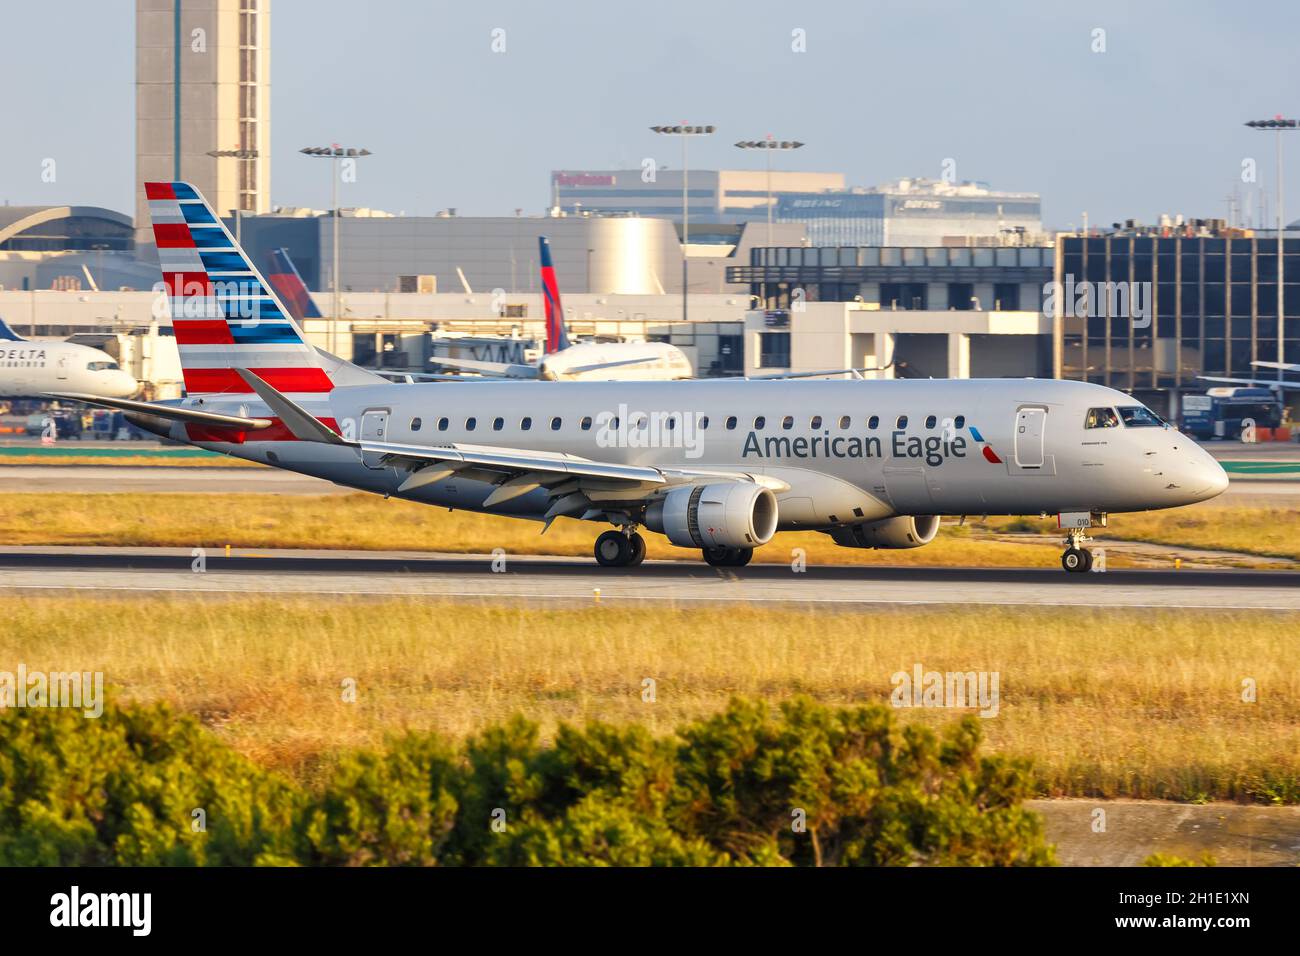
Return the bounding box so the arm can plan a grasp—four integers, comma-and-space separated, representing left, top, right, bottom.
645, 481, 778, 550
829, 515, 940, 549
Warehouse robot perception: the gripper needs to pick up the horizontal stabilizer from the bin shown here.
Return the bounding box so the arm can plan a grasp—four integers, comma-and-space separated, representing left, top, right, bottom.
43, 392, 274, 430
234, 368, 348, 444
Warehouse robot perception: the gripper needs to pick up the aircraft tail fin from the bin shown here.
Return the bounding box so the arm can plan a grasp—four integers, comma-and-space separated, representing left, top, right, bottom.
266, 247, 324, 322
145, 181, 384, 396
538, 236, 571, 354
0, 317, 26, 342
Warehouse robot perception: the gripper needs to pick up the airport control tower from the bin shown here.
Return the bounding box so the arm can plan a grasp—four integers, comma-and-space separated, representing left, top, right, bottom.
134, 0, 271, 246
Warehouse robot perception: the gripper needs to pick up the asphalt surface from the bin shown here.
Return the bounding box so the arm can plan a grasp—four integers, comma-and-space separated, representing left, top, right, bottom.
0, 546, 1295, 609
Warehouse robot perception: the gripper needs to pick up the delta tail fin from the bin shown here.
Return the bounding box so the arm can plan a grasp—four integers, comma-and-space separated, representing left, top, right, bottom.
266, 247, 324, 322
0, 317, 25, 342
539, 236, 571, 354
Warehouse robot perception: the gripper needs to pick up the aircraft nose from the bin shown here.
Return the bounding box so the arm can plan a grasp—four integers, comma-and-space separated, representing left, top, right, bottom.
1187, 450, 1229, 501
110, 371, 139, 397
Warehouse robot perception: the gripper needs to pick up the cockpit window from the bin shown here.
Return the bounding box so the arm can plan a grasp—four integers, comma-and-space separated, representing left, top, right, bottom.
86, 361, 119, 371
1118, 405, 1165, 428
1084, 407, 1119, 429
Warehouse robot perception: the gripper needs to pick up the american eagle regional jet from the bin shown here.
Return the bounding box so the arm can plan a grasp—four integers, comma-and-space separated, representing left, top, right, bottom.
53, 183, 1228, 572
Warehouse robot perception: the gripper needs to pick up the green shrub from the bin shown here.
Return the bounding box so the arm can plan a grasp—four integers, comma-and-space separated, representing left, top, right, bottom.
0, 703, 297, 865
0, 698, 1054, 866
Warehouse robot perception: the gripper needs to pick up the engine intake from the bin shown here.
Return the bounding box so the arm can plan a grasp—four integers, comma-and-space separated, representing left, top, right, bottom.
829, 515, 940, 550
645, 482, 778, 550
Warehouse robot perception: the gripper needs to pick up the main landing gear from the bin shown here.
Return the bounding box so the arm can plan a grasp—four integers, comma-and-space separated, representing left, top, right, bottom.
702, 546, 753, 568
1060, 529, 1094, 574
594, 529, 646, 568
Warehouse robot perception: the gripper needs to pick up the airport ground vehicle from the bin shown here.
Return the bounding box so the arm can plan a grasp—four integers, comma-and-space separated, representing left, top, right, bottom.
1181, 387, 1284, 440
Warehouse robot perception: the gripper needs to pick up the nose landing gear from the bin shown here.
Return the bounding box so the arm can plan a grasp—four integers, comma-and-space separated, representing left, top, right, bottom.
1060, 528, 1094, 573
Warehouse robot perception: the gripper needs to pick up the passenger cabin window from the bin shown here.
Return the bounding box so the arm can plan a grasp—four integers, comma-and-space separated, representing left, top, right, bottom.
868, 415, 879, 429
1084, 407, 1120, 429
581, 416, 593, 430
925, 415, 937, 429
437, 417, 449, 431
521, 417, 532, 430
838, 415, 851, 429
410, 417, 422, 431
465, 417, 477, 431
1118, 406, 1165, 428
781, 415, 794, 430
726, 416, 738, 430
810, 415, 822, 429
896, 415, 908, 429
492, 417, 504, 431
550, 416, 562, 431
699, 416, 710, 430
665, 416, 676, 431
954, 415, 966, 429
754, 416, 766, 430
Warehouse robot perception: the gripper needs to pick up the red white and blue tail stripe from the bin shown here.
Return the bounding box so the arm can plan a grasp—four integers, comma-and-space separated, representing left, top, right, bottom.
146, 181, 334, 397
538, 236, 571, 354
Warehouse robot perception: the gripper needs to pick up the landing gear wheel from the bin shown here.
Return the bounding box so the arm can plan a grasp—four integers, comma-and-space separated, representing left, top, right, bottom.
703, 546, 754, 568
626, 532, 646, 566
1061, 547, 1091, 573
594, 530, 633, 567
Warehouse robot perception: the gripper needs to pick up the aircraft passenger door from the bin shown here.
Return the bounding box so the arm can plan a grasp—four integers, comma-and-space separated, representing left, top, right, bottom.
1013, 407, 1046, 469
56, 355, 68, 381
360, 409, 390, 470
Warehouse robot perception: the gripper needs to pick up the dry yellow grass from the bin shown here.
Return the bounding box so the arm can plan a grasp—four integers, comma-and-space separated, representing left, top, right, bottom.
0, 454, 257, 467
968, 504, 1300, 561
29, 490, 1300, 568
2, 594, 1295, 803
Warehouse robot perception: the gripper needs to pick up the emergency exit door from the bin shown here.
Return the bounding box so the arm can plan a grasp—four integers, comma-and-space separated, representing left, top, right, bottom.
1014, 407, 1046, 468
360, 409, 390, 469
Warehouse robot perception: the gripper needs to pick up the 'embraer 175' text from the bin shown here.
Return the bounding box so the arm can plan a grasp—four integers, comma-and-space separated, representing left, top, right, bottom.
742, 430, 969, 466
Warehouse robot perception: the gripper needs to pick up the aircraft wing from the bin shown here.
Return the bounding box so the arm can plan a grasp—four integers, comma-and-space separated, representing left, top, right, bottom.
560, 356, 662, 375
428, 356, 540, 379
746, 368, 868, 380
43, 392, 275, 430
1197, 375, 1300, 389
1252, 360, 1300, 373
235, 368, 785, 519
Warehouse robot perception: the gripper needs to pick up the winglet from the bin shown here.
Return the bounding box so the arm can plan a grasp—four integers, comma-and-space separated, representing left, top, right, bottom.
234, 368, 351, 445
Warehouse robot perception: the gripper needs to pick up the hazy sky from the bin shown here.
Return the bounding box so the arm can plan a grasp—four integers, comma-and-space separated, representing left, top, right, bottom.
3, 0, 1297, 229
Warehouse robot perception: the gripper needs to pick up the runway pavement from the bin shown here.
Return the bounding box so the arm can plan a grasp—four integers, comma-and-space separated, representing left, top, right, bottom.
0, 546, 1295, 609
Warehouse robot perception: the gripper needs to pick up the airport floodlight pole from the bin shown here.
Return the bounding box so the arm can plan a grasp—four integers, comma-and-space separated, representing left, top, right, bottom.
652, 125, 715, 323
1245, 117, 1297, 382
734, 136, 804, 246
205, 148, 259, 245
300, 145, 373, 357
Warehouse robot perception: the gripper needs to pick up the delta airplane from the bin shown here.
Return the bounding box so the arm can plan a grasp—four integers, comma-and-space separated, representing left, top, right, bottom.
430, 237, 694, 381
0, 318, 138, 399
53, 182, 1228, 573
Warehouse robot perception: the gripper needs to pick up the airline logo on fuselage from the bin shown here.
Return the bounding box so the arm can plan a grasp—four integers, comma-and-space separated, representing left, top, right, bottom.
1, 348, 47, 362
741, 429, 970, 467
